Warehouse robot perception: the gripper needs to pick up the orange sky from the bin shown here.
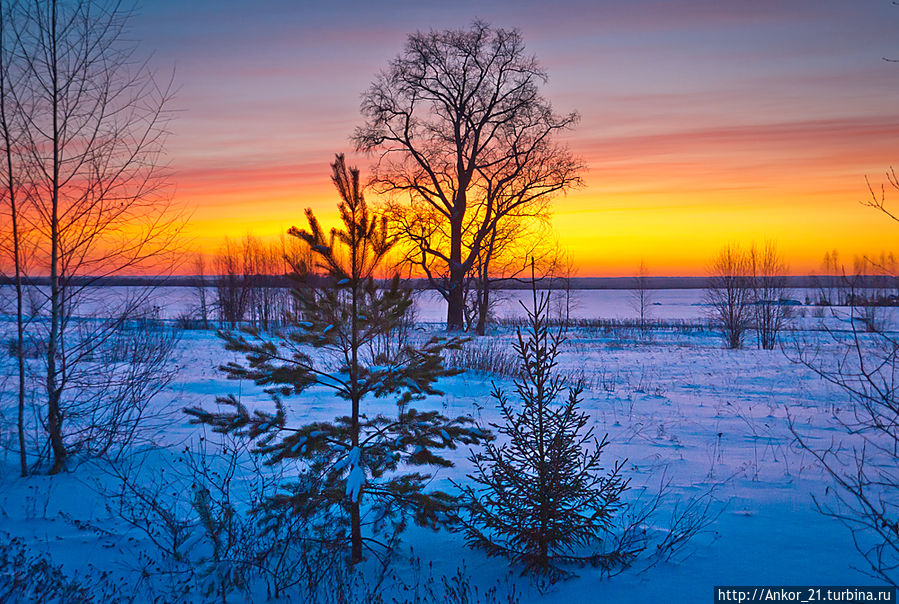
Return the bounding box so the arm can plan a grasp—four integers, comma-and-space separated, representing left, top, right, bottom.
136, 1, 899, 277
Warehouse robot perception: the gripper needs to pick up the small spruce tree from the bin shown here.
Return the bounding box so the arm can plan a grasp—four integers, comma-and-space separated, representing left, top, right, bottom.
457, 266, 630, 579
186, 154, 489, 564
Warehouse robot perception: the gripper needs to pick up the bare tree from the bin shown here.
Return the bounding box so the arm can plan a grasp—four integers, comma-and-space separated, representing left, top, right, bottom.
0, 0, 28, 476
870, 251, 898, 302
552, 247, 579, 328
813, 250, 888, 330
214, 237, 249, 328
193, 253, 210, 329
817, 252, 890, 333
816, 250, 847, 306
630, 259, 652, 332
354, 22, 583, 331
849, 254, 887, 333
789, 167, 899, 585
243, 234, 287, 331
864, 167, 899, 222
748, 242, 789, 350
466, 216, 555, 334
790, 299, 899, 585
4, 0, 181, 473
70, 307, 181, 460
706, 244, 752, 350
212, 234, 292, 330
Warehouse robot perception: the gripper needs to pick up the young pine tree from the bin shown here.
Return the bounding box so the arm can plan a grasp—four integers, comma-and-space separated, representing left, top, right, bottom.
186, 154, 489, 564
457, 267, 630, 579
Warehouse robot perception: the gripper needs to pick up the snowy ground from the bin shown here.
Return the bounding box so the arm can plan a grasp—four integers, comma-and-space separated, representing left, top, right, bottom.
0, 288, 892, 602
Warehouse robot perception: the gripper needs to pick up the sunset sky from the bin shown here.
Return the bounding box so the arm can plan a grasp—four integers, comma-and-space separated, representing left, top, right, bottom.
132, 0, 899, 276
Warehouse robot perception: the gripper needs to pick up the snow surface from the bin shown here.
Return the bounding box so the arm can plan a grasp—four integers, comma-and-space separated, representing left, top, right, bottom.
0, 287, 893, 602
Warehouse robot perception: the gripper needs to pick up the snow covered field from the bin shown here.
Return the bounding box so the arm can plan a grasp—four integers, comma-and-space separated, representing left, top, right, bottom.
0, 287, 893, 602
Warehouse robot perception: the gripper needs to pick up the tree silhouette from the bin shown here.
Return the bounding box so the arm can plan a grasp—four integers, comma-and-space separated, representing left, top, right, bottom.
456, 267, 629, 579
186, 154, 490, 564
354, 22, 583, 331
0, 0, 181, 473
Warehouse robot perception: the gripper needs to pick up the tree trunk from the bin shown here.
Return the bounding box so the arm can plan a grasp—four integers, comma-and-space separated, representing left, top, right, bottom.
539, 536, 548, 570
14, 233, 26, 477
46, 0, 66, 475
349, 207, 364, 564
446, 214, 465, 331
0, 6, 27, 477
474, 240, 494, 336
475, 278, 489, 336
350, 500, 362, 564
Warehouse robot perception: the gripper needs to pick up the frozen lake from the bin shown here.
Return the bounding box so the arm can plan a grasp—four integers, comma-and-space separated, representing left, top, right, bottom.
0, 284, 816, 323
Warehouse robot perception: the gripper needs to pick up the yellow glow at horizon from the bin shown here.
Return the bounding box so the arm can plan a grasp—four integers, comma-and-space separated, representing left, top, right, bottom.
178, 178, 897, 278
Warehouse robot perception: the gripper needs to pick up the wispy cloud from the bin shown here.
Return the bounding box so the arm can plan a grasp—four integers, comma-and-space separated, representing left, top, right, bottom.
133, 0, 899, 275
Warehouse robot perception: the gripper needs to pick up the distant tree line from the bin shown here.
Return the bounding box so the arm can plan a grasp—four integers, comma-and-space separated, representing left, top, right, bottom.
811, 250, 899, 306
192, 234, 308, 330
